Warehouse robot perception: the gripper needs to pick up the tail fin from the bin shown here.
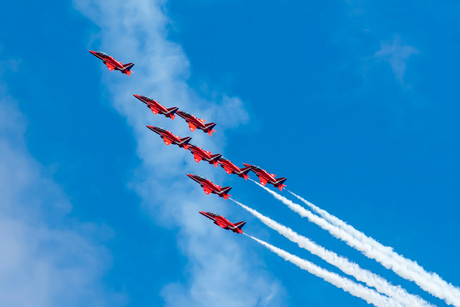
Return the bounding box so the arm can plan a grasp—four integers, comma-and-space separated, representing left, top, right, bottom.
166, 107, 179, 115
178, 136, 192, 150
210, 154, 222, 167
122, 63, 135, 76
234, 221, 246, 230
236, 166, 251, 180
274, 177, 287, 191
233, 221, 246, 233
218, 186, 232, 200
203, 122, 217, 136
165, 107, 179, 120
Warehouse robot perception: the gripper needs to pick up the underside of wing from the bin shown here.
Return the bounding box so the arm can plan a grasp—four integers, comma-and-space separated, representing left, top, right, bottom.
224, 167, 233, 174
193, 154, 202, 163
150, 106, 159, 114
216, 222, 226, 228
163, 138, 172, 145
106, 64, 115, 71
188, 122, 197, 132
203, 187, 213, 195
260, 178, 268, 186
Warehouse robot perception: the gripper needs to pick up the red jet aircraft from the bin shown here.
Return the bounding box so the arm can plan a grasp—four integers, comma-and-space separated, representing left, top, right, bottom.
243, 163, 287, 191
187, 174, 232, 200
218, 157, 251, 180
199, 211, 246, 234
89, 50, 135, 76
187, 144, 222, 167
146, 126, 191, 150
133, 94, 178, 120
176, 110, 216, 136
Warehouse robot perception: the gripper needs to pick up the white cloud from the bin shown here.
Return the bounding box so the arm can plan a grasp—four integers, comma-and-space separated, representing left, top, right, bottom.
375, 36, 419, 85
0, 84, 126, 306
73, 0, 284, 305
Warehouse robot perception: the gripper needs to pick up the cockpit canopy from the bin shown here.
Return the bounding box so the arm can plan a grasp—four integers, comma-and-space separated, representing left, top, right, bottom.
180, 111, 191, 116
141, 95, 152, 100
196, 175, 207, 181
208, 212, 219, 217
97, 52, 108, 56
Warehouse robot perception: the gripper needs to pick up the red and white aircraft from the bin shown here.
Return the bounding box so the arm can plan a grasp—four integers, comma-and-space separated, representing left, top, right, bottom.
199, 211, 246, 234
243, 163, 287, 191
133, 94, 179, 119
218, 157, 251, 180
146, 125, 191, 150
89, 50, 135, 76
176, 110, 216, 136
187, 144, 222, 167
187, 174, 232, 200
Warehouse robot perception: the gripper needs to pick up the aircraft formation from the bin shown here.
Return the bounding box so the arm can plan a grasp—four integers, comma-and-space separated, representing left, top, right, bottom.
90, 50, 287, 234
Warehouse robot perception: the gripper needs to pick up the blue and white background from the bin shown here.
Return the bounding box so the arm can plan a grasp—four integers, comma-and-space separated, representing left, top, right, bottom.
0, 0, 459, 306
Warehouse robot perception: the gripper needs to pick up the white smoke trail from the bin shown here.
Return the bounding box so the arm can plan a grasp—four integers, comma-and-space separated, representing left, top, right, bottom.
288, 190, 460, 306
251, 179, 460, 306
245, 234, 406, 307
231, 199, 433, 307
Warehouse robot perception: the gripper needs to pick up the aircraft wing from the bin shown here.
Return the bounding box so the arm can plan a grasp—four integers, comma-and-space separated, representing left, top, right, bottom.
188, 122, 197, 132
203, 186, 213, 195
216, 222, 226, 228
106, 63, 115, 71
193, 154, 202, 163
259, 177, 268, 186
149, 106, 159, 114
163, 138, 172, 146
223, 166, 233, 174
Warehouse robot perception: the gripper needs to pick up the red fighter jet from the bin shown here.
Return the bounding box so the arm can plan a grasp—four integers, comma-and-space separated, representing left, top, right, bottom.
146, 126, 191, 150
187, 174, 232, 200
199, 211, 246, 234
133, 94, 179, 120
243, 163, 287, 191
218, 157, 251, 180
187, 144, 222, 167
89, 50, 135, 76
176, 110, 216, 136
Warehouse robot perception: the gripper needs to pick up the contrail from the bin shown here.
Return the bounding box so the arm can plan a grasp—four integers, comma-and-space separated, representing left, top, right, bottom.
231, 199, 433, 307
245, 234, 406, 307
288, 190, 460, 306
250, 179, 460, 306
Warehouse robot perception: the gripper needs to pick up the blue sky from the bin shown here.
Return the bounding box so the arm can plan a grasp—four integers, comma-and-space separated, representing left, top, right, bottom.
0, 0, 459, 306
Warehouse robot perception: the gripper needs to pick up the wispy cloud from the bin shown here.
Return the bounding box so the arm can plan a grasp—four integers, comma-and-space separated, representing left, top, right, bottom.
375, 36, 419, 85
0, 78, 126, 306
73, 0, 284, 305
